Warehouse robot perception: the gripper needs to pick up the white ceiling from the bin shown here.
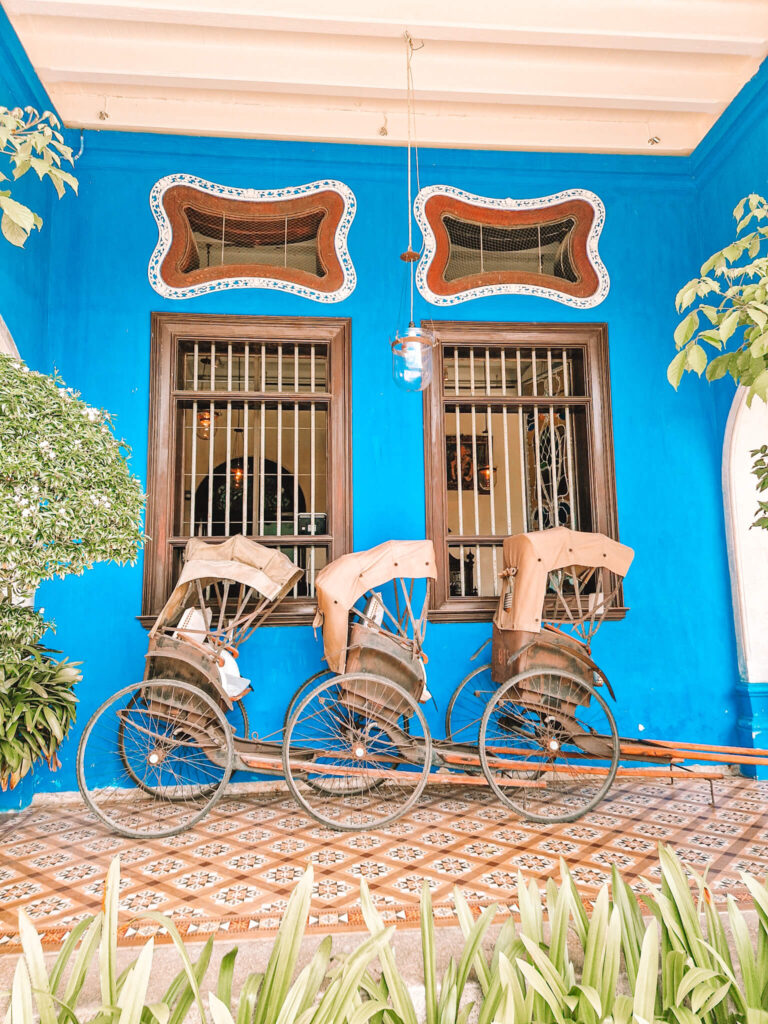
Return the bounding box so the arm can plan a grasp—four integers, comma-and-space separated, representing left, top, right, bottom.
6, 0, 768, 155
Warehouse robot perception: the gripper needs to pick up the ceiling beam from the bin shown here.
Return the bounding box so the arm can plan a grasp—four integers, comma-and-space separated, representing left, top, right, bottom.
50, 82, 710, 154
14, 16, 755, 114
7, 0, 768, 56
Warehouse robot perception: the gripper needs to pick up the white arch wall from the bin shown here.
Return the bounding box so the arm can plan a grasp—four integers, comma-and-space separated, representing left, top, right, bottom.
723, 388, 768, 682
723, 387, 768, 773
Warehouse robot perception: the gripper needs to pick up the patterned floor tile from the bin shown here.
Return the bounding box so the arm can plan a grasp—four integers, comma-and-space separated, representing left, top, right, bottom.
1, 776, 766, 953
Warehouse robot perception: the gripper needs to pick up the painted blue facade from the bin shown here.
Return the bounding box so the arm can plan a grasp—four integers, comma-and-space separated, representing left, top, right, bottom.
2, 12, 766, 807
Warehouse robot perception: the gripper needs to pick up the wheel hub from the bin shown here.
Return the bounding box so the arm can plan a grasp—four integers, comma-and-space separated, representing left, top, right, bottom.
147, 748, 166, 766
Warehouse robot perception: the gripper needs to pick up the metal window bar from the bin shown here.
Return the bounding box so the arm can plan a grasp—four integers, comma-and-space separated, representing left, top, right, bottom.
207, 342, 215, 535
500, 349, 513, 536
276, 346, 283, 538
516, 348, 528, 532
469, 350, 481, 594
563, 347, 578, 529
484, 348, 498, 591
293, 345, 300, 597
259, 343, 266, 535
531, 350, 544, 531
310, 344, 316, 596
225, 346, 232, 535
242, 343, 249, 534
547, 350, 557, 529
190, 341, 198, 537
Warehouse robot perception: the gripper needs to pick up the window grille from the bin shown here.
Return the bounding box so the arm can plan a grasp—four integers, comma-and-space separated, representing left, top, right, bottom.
423, 323, 621, 620
142, 314, 351, 625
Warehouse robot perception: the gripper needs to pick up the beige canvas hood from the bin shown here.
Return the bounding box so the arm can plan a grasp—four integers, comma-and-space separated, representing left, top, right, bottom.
494, 527, 634, 633
156, 535, 303, 628
314, 539, 437, 673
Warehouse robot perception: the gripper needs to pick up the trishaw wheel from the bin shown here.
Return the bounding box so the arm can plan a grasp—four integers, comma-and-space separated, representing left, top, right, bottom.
445, 663, 495, 745
479, 668, 619, 824
120, 693, 247, 794
283, 669, 334, 733
283, 673, 432, 831
77, 679, 234, 839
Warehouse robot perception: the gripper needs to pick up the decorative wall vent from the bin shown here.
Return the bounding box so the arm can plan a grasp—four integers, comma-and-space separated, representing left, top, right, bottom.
148, 175, 356, 302
414, 186, 608, 308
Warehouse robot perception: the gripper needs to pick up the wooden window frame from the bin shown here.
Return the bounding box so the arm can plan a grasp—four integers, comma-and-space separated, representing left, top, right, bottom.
140, 312, 352, 628
423, 321, 623, 622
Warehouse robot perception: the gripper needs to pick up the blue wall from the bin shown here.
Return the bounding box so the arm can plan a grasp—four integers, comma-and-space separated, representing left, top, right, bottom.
5, 24, 767, 804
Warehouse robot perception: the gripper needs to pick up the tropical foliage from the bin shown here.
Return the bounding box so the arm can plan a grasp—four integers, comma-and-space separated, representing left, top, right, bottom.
0, 646, 79, 790
7, 846, 768, 1024
0, 106, 77, 247
668, 193, 768, 529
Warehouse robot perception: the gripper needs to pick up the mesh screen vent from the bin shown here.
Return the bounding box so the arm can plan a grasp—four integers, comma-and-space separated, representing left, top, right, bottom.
181, 207, 326, 277
442, 215, 577, 283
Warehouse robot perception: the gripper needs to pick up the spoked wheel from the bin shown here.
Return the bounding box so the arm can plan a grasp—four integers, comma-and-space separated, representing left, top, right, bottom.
283, 669, 334, 733
118, 688, 244, 800
77, 679, 234, 839
283, 673, 432, 831
479, 668, 619, 824
445, 663, 495, 744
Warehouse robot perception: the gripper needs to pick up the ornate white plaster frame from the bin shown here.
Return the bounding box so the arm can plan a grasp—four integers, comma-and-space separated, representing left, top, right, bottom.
413, 185, 609, 308
148, 174, 356, 302
723, 387, 768, 684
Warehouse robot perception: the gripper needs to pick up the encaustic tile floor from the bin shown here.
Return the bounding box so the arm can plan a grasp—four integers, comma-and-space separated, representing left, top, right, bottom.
1, 777, 767, 954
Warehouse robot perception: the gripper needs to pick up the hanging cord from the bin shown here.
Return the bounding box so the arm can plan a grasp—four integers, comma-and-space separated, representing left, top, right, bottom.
402, 30, 424, 325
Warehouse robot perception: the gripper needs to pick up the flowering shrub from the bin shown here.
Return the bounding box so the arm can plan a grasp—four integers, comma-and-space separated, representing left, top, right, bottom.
0, 354, 145, 603
0, 354, 143, 785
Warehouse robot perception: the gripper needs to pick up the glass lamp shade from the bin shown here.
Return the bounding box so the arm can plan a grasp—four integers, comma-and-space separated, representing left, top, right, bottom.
391, 324, 435, 392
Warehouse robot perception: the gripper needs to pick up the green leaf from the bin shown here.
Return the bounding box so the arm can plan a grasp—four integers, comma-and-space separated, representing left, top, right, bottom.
633, 921, 659, 1024
0, 193, 35, 231
720, 309, 741, 342
687, 344, 707, 376
674, 311, 699, 349
667, 350, 687, 389
18, 909, 57, 1024
705, 353, 733, 381
209, 993, 236, 1024
1, 211, 29, 247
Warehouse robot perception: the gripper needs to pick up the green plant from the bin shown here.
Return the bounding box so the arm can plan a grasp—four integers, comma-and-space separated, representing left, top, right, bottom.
5, 859, 389, 1024
0, 645, 79, 790
751, 444, 768, 530
0, 106, 77, 246
8, 845, 768, 1024
0, 353, 145, 651
668, 193, 768, 529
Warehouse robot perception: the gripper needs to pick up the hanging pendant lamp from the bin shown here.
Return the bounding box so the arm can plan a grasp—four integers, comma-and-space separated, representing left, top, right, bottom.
391, 31, 435, 392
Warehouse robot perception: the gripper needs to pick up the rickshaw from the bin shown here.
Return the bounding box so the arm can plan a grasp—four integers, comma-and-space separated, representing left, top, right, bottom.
77, 529, 635, 838
445, 527, 635, 823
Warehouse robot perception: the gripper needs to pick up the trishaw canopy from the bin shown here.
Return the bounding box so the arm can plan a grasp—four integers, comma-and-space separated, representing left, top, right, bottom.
155, 535, 303, 628
314, 540, 437, 673
494, 527, 634, 633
